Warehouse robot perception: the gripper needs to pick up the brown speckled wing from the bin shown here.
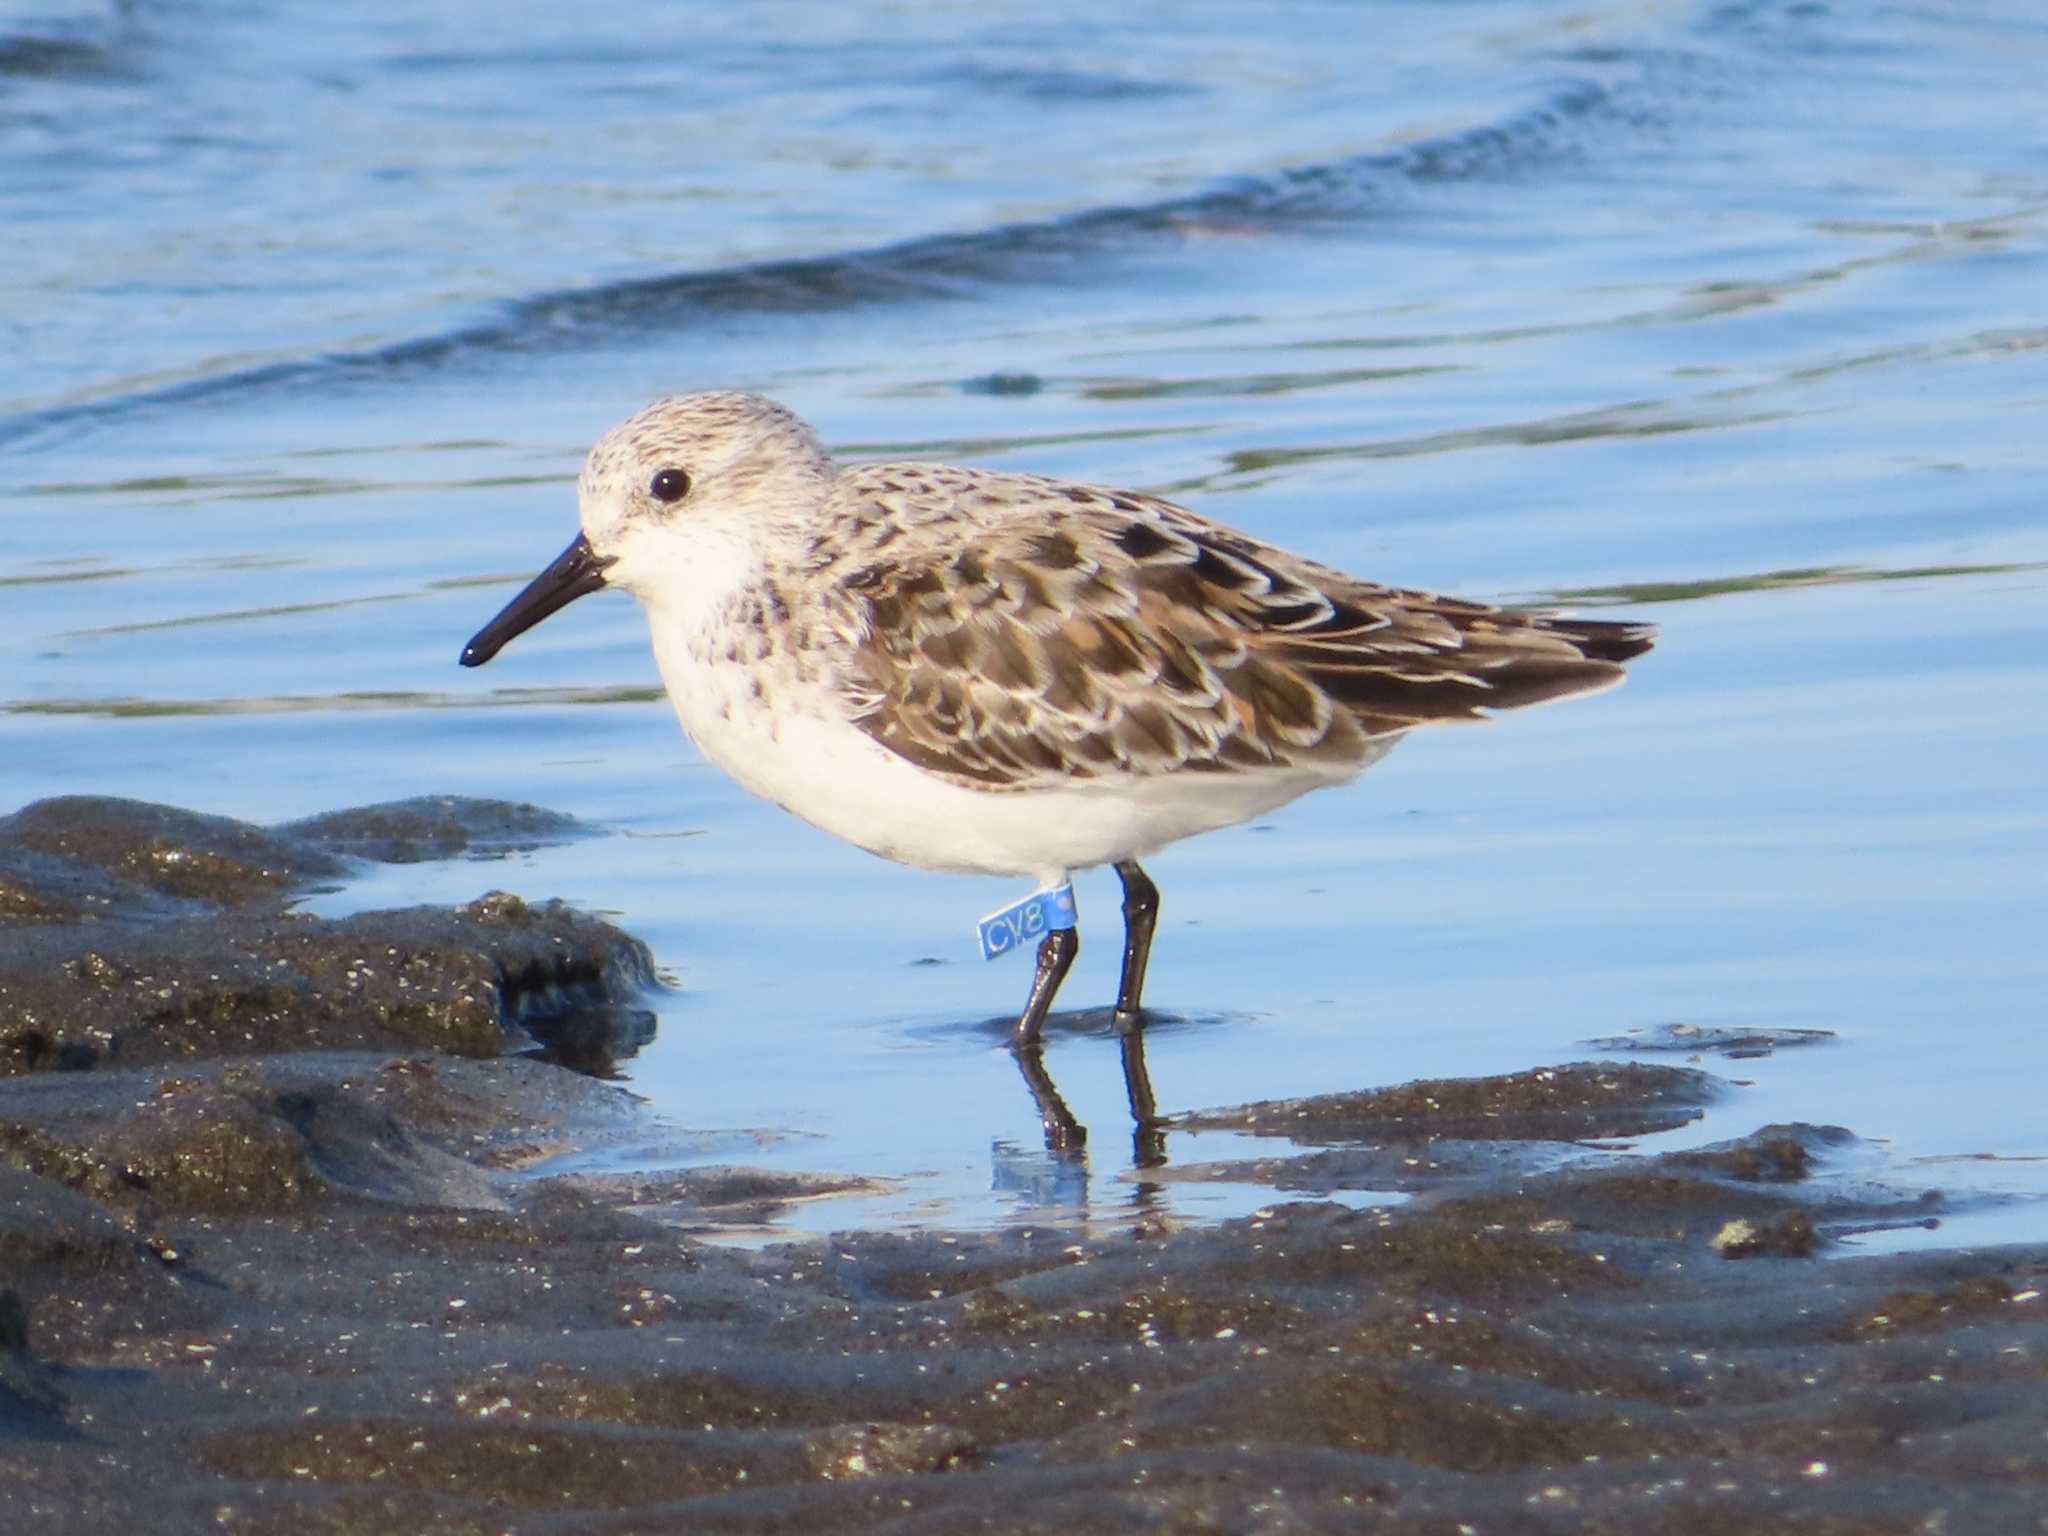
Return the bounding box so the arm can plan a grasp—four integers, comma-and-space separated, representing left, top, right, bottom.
821, 466, 1653, 791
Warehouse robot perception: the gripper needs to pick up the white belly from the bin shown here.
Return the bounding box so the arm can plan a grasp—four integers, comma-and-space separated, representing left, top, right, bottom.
646, 624, 1393, 881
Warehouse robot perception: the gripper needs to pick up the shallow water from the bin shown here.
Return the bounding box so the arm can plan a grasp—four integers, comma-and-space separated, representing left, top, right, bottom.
5, 0, 2045, 1240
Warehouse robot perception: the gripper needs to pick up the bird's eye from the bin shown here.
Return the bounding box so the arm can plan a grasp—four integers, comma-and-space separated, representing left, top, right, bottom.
649, 468, 691, 503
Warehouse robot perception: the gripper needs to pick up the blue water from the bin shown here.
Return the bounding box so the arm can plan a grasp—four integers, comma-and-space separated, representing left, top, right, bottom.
4, 0, 2045, 1242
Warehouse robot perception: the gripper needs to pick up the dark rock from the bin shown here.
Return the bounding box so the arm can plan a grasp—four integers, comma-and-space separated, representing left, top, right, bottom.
1176, 1060, 1719, 1143
279, 795, 587, 864
0, 796, 346, 909
0, 894, 655, 1074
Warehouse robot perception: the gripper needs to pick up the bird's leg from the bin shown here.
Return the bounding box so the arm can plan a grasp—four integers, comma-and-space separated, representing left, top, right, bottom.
1012, 926, 1079, 1050
1011, 926, 1084, 1154
1112, 859, 1160, 1032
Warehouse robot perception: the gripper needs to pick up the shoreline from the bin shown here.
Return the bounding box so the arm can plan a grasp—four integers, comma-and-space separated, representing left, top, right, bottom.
3, 796, 2043, 1532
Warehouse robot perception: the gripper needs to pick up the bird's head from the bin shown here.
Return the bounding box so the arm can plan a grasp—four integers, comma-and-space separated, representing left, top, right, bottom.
460, 391, 832, 667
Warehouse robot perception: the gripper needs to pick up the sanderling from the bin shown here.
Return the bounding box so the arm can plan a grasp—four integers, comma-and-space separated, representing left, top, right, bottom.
462, 391, 1653, 1052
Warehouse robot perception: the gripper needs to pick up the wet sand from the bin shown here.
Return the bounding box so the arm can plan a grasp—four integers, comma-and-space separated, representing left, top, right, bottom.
3, 798, 2044, 1533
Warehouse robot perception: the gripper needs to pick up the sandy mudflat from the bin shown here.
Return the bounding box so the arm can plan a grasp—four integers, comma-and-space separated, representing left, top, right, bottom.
2, 797, 2044, 1533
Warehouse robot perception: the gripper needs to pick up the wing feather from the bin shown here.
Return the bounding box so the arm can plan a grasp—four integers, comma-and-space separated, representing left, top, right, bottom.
822, 466, 1654, 790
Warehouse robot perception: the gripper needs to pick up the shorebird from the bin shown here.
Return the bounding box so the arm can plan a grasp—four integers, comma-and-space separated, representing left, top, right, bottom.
462, 391, 1653, 1058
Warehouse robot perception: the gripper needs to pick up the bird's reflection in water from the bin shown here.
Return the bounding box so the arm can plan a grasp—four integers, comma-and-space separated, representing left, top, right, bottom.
999, 1020, 1170, 1215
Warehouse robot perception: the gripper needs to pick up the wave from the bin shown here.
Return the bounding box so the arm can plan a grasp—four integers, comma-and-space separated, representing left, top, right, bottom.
0, 3, 1768, 452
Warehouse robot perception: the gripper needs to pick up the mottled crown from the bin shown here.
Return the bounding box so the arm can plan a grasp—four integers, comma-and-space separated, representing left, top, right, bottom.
582, 392, 828, 501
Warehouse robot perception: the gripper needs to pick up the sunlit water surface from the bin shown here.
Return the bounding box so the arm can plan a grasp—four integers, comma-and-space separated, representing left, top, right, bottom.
5, 0, 2045, 1245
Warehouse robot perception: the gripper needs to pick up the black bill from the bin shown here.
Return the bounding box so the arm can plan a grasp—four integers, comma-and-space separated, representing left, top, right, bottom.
459, 533, 613, 667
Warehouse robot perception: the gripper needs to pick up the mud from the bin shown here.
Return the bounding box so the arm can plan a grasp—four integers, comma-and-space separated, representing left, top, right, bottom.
0, 795, 652, 1077
2, 797, 2045, 1534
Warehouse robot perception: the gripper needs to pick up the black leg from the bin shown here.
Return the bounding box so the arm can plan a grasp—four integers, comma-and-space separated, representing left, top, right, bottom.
1012, 926, 1079, 1049
1112, 859, 1160, 1032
